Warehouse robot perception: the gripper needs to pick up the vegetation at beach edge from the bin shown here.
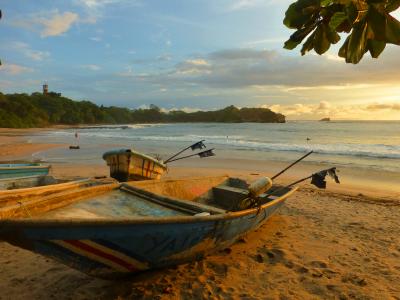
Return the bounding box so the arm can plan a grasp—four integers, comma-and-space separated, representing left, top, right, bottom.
0, 92, 285, 128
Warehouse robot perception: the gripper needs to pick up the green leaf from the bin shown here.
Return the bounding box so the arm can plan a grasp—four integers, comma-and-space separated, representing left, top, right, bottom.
284, 39, 301, 50
301, 31, 316, 55
336, 19, 352, 32
302, 5, 320, 14
314, 24, 331, 54
327, 29, 341, 43
345, 2, 358, 24
386, 0, 400, 13
347, 21, 368, 63
289, 22, 318, 42
329, 12, 348, 30
367, 40, 386, 58
367, 5, 387, 40
385, 14, 400, 44
338, 36, 350, 58
321, 0, 333, 7
283, 0, 320, 28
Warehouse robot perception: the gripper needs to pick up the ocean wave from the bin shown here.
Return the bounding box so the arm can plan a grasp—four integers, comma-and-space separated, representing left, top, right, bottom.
46, 130, 400, 160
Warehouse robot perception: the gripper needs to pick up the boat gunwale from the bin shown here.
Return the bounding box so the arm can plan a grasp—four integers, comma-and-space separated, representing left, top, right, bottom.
0, 185, 298, 227
0, 177, 91, 196
0, 174, 45, 182
0, 165, 50, 171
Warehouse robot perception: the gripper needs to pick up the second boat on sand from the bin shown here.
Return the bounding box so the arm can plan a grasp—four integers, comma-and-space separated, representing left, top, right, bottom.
103, 149, 167, 182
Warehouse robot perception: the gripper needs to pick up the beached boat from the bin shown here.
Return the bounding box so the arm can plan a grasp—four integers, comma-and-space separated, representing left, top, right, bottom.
0, 175, 82, 190
0, 163, 50, 179
102, 149, 167, 182
0, 175, 296, 278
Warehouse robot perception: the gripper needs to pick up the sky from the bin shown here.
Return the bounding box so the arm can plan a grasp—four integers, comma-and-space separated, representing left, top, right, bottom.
0, 0, 400, 120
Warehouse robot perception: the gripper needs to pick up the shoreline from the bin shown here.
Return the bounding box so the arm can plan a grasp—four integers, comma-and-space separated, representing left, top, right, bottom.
0, 129, 65, 161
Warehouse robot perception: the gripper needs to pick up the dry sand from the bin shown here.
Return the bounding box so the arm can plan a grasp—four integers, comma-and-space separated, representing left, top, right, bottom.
0, 130, 399, 300
0, 129, 63, 161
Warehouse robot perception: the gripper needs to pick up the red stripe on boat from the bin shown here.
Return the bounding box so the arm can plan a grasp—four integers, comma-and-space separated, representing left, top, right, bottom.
146, 161, 151, 177
63, 240, 136, 271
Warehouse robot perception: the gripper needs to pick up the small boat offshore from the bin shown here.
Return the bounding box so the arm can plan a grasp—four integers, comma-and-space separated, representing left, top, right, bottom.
0, 163, 50, 179
0, 175, 296, 278
103, 149, 167, 182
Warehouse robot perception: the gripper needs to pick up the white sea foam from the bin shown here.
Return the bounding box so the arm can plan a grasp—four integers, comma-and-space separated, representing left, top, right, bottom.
44, 122, 400, 162
68, 133, 400, 159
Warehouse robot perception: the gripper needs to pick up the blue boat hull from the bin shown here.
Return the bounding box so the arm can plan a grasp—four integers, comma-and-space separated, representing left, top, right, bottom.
0, 164, 50, 179
2, 202, 284, 277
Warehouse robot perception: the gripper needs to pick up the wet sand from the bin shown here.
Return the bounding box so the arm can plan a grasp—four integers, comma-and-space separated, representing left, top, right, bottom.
0, 129, 399, 299
0, 129, 63, 161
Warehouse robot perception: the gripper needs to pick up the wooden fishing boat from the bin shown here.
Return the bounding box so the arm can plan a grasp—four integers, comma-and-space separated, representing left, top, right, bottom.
102, 149, 167, 182
0, 175, 80, 191
0, 175, 297, 278
0, 163, 50, 179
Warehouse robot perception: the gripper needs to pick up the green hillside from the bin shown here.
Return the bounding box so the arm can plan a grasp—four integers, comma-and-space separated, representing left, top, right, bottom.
0, 92, 285, 128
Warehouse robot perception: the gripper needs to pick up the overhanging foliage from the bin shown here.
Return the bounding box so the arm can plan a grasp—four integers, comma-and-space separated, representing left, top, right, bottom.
283, 0, 400, 63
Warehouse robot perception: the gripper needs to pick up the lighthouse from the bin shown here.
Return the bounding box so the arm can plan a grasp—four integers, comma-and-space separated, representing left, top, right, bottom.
43, 83, 48, 95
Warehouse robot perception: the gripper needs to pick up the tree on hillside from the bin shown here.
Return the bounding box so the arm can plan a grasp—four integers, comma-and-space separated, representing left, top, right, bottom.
284, 0, 400, 63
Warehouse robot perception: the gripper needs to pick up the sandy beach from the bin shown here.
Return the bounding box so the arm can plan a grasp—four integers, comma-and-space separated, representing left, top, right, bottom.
0, 129, 399, 300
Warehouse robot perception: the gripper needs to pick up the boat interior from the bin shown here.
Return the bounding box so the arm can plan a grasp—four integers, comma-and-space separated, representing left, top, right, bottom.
0, 176, 293, 220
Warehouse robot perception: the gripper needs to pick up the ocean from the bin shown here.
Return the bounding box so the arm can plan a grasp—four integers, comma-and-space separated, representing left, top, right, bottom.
31, 121, 400, 174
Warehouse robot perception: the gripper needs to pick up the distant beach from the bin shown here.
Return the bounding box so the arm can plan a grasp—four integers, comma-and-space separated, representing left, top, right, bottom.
0, 125, 399, 299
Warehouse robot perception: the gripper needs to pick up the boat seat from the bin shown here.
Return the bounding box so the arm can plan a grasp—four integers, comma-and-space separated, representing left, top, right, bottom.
213, 185, 248, 195
211, 185, 249, 211
121, 184, 226, 215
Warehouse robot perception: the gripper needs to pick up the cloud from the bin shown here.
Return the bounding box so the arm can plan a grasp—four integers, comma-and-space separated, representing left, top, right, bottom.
229, 0, 266, 10
137, 47, 400, 90
1, 63, 33, 75
156, 54, 172, 62
228, 0, 285, 10
245, 37, 286, 46
75, 0, 142, 23
90, 36, 102, 42
262, 101, 400, 119
11, 11, 79, 38
209, 48, 277, 61
175, 59, 212, 75
317, 101, 331, 110
116, 66, 134, 77
11, 42, 50, 61
366, 103, 400, 111
185, 59, 209, 66
81, 64, 101, 71
77, 0, 138, 8
39, 12, 79, 37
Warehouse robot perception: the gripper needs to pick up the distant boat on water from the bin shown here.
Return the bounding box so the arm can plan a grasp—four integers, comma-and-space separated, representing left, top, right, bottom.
319, 117, 331, 122
0, 163, 50, 179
